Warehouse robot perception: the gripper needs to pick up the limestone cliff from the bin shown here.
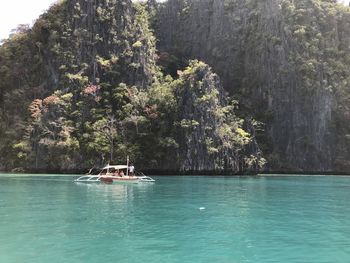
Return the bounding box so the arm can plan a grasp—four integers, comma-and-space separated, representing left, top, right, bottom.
37, 0, 157, 89
2, 0, 350, 173
0, 0, 158, 170
0, 0, 263, 173
173, 61, 264, 172
156, 0, 350, 172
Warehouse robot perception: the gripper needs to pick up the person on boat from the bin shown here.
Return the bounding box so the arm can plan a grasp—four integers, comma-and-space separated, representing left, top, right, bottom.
120, 170, 125, 177
129, 164, 135, 176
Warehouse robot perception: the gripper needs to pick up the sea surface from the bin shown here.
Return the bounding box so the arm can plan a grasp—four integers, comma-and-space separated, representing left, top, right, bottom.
0, 174, 350, 263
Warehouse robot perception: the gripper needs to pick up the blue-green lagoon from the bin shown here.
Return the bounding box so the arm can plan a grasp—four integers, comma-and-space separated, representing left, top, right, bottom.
1, 174, 350, 263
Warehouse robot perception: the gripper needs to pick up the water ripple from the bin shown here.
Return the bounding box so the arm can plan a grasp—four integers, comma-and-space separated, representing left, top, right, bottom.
0, 175, 350, 262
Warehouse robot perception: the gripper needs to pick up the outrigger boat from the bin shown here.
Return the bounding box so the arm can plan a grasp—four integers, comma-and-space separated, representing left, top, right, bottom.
74, 164, 155, 183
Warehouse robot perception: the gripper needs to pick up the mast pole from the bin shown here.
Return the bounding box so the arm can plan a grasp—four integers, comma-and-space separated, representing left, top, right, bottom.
126, 156, 129, 177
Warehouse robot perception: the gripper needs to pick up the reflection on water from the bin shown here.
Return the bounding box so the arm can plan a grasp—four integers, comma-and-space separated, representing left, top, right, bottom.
74, 181, 154, 203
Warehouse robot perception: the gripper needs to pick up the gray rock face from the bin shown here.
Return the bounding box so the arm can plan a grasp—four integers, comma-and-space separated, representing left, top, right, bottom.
156, 0, 350, 171
78, 0, 155, 87
174, 61, 264, 173
22, 0, 158, 171
41, 0, 156, 90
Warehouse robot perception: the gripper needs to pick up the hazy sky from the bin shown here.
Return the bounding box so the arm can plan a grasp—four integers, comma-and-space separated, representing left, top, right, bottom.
0, 0, 58, 40
339, 0, 350, 5
0, 0, 350, 41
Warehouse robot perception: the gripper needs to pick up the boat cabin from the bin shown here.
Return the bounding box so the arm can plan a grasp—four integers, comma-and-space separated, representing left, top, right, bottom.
99, 165, 130, 176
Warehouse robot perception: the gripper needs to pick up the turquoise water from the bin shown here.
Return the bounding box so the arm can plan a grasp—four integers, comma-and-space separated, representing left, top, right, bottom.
1, 175, 350, 263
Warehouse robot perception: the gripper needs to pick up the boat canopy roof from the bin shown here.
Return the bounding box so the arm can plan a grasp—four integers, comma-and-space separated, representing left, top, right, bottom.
102, 165, 128, 170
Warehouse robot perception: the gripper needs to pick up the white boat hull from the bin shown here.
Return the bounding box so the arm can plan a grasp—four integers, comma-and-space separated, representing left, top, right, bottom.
74, 175, 155, 183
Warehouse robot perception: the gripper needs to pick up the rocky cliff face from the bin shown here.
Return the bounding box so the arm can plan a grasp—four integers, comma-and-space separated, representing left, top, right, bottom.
156, 0, 350, 171
0, 0, 264, 173
2, 0, 350, 173
174, 61, 264, 172
36, 0, 157, 90
0, 0, 158, 170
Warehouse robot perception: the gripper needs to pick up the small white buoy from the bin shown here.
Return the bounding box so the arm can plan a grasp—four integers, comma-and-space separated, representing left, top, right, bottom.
199, 207, 206, 210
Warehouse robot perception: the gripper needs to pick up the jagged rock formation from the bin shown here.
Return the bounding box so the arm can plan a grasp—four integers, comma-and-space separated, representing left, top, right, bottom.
174, 61, 264, 172
156, 0, 350, 172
